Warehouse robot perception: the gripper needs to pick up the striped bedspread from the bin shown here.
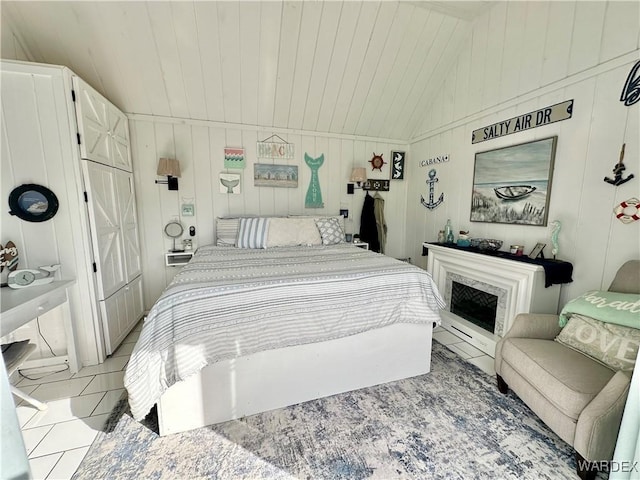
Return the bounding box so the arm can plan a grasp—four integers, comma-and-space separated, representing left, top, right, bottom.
124, 244, 445, 421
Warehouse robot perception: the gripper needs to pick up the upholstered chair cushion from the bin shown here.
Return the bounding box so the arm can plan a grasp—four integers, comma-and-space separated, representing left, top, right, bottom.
501, 338, 616, 419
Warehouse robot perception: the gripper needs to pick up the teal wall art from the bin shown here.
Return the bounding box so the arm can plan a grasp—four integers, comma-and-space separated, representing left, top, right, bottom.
305, 153, 324, 208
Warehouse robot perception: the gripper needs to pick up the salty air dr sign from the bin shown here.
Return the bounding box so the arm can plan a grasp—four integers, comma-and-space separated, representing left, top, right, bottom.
472, 100, 573, 144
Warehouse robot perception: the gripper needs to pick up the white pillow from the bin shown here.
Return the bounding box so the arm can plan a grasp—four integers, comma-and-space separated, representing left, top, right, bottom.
289, 215, 345, 231
267, 218, 322, 247
315, 217, 345, 245
237, 217, 269, 249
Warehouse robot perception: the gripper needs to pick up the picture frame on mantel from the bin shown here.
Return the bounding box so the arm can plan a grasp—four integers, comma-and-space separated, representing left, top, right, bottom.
528, 242, 546, 259
470, 136, 557, 227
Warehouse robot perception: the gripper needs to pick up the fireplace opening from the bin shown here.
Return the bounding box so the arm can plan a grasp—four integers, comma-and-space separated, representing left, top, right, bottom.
450, 281, 498, 334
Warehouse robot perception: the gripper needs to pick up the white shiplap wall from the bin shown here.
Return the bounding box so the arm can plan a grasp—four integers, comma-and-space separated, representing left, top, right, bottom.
405, 1, 640, 305
129, 115, 409, 308
0, 65, 101, 367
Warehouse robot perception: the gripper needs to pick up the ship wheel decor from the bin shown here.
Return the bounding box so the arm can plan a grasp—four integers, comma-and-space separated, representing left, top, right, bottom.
369, 152, 386, 171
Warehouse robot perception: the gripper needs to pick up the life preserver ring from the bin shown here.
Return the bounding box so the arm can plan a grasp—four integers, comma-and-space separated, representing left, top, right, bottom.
614, 197, 640, 224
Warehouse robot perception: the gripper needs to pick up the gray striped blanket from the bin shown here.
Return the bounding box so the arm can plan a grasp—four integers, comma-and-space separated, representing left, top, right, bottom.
124, 244, 445, 421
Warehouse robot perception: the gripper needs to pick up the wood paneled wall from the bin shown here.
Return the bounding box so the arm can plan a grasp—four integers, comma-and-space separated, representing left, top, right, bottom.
1, 1, 472, 141
129, 116, 409, 308
405, 1, 640, 304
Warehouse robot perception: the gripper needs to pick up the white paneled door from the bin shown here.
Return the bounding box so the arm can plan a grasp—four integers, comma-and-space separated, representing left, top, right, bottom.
109, 106, 132, 172
73, 77, 111, 166
114, 169, 142, 282
81, 160, 126, 300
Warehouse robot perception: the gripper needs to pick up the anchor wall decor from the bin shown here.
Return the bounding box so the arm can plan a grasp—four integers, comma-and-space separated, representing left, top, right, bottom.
420, 169, 444, 210
604, 143, 634, 186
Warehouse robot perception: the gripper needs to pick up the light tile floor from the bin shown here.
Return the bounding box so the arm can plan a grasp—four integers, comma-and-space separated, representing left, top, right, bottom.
13, 322, 142, 480
13, 322, 494, 479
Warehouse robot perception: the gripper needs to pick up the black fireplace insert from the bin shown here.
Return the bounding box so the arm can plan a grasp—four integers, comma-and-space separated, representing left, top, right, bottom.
450, 281, 498, 334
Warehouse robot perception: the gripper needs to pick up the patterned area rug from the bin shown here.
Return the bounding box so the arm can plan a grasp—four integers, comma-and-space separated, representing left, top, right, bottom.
73, 342, 578, 479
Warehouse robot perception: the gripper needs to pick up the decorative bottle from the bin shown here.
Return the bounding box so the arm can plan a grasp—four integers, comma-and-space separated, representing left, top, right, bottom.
444, 219, 454, 243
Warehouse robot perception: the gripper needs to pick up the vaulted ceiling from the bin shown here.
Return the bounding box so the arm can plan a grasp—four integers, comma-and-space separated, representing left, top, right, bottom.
2, 1, 493, 141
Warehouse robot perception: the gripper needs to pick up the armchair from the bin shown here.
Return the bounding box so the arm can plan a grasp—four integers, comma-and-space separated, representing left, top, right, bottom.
495, 260, 639, 480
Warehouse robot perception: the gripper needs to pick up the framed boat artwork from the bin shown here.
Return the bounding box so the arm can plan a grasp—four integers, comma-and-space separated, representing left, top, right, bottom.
470, 136, 557, 226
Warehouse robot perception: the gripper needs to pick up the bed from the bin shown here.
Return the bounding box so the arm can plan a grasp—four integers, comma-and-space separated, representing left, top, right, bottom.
124, 218, 445, 436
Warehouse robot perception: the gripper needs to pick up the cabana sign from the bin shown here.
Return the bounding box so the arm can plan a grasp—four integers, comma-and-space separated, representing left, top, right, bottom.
257, 134, 295, 159
420, 154, 449, 167
472, 99, 573, 144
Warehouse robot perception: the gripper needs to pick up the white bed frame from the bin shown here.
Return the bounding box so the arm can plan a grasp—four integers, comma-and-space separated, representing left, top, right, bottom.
157, 322, 434, 435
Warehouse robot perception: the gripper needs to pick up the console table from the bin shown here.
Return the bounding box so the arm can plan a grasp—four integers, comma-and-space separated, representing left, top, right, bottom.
1, 280, 79, 373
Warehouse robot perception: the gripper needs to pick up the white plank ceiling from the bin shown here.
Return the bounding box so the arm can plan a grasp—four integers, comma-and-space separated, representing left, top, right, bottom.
2, 1, 493, 141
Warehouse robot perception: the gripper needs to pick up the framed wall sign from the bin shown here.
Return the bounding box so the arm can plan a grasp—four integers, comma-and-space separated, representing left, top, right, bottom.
391, 151, 405, 179
256, 134, 295, 159
8, 184, 59, 222
219, 173, 241, 194
224, 148, 245, 169
254, 164, 298, 188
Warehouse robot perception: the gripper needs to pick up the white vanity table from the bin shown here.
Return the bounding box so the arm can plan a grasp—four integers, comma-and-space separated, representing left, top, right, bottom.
1, 280, 79, 373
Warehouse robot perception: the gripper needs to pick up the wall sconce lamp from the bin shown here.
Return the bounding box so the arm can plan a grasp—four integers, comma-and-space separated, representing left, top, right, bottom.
347, 167, 367, 194
156, 157, 181, 190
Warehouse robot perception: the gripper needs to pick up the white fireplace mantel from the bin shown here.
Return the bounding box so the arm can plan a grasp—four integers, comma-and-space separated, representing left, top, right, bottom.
424, 243, 562, 357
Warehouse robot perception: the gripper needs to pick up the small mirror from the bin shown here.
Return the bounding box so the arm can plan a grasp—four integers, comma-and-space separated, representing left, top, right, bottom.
8, 184, 59, 222
164, 221, 184, 252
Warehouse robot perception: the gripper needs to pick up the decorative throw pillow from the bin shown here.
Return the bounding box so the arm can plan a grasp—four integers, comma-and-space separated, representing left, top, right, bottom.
559, 290, 640, 328
216, 218, 239, 246
237, 217, 269, 249
555, 314, 640, 371
267, 218, 322, 247
315, 217, 344, 245
296, 218, 323, 246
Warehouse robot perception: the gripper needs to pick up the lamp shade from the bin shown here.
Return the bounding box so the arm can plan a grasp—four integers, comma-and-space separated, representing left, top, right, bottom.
157, 158, 181, 178
350, 167, 366, 183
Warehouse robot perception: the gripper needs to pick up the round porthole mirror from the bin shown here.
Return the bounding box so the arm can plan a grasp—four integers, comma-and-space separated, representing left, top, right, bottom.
164, 221, 184, 252
8, 184, 59, 222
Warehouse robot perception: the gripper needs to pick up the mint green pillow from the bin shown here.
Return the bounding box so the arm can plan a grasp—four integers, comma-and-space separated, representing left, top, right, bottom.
559, 290, 640, 328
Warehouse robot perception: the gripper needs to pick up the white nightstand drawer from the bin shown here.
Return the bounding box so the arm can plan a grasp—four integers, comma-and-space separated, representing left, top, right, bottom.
165, 251, 194, 267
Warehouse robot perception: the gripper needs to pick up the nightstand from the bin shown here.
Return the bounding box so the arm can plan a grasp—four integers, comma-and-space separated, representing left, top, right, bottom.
352, 241, 369, 250
165, 251, 194, 267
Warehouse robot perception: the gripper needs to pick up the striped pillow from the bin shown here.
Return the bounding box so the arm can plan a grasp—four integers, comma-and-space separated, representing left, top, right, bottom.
216, 218, 240, 246
237, 217, 270, 249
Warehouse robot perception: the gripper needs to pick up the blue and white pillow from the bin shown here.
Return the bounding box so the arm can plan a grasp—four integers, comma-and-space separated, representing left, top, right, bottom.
237, 217, 269, 249
315, 217, 345, 245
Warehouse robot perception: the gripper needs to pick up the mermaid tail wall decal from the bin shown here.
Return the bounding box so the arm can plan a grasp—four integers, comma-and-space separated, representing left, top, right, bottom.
305, 153, 324, 208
